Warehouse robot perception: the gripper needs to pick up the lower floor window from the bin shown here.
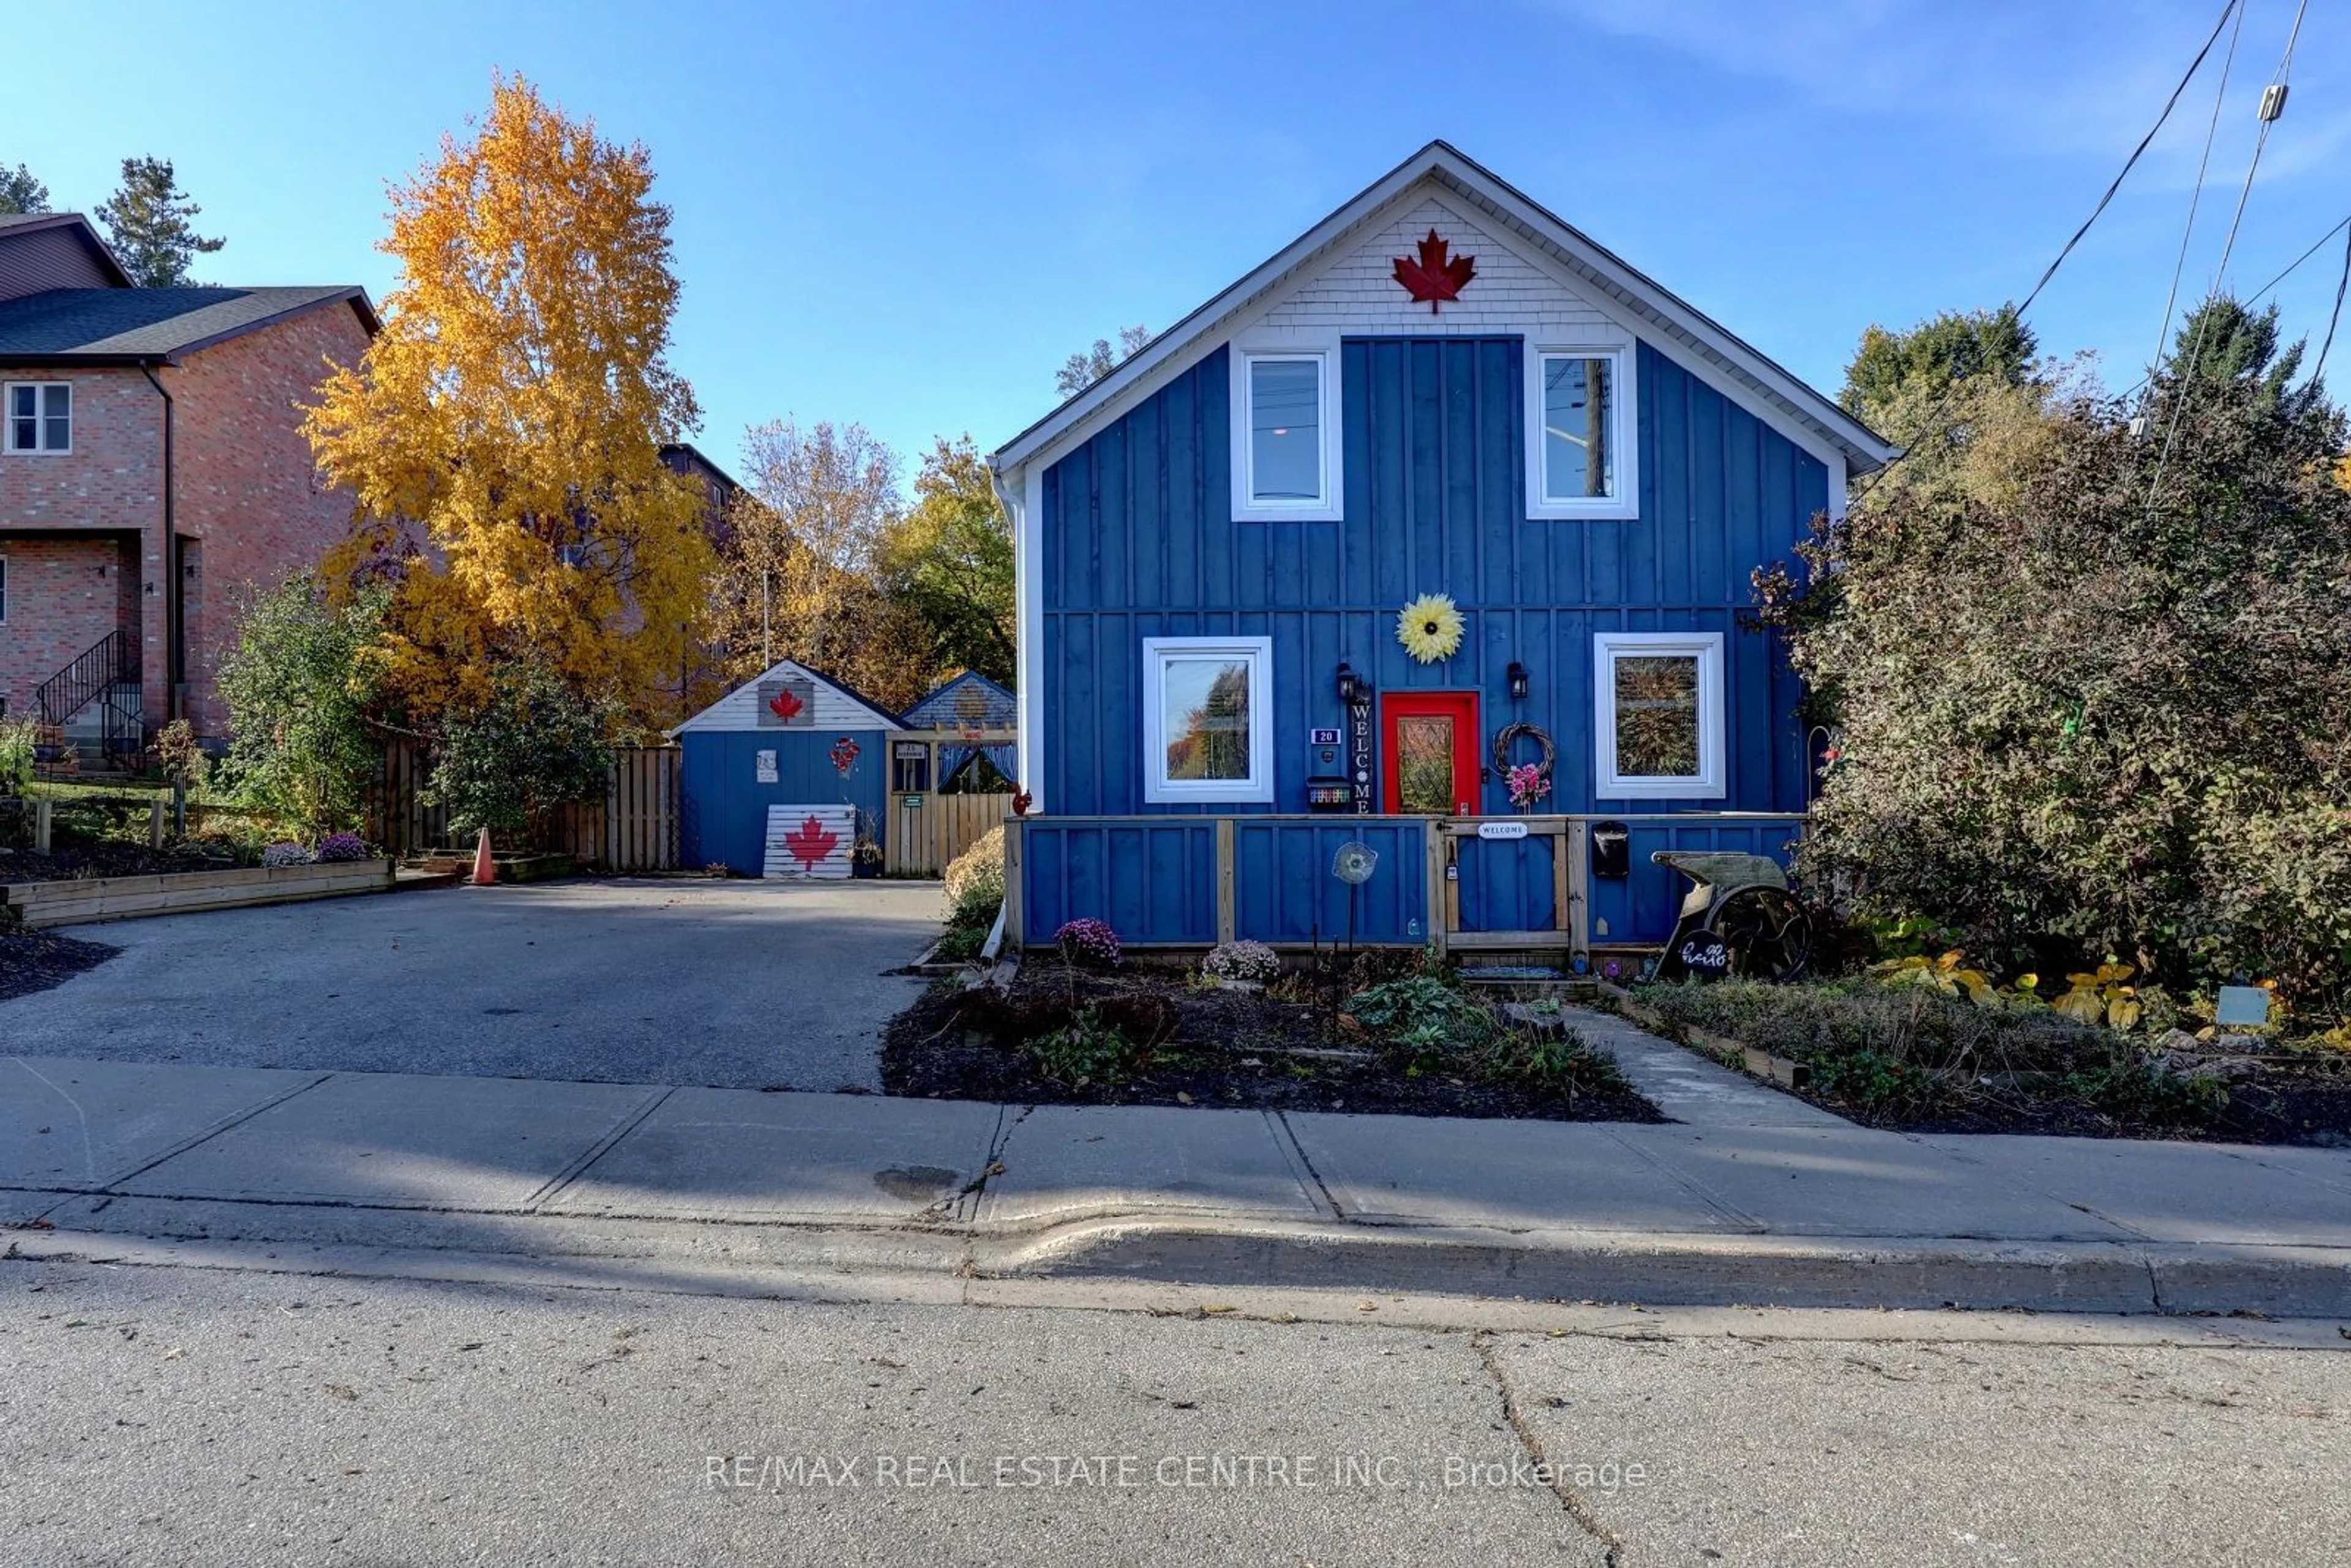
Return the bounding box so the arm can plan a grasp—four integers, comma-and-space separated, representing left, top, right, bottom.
1594, 631, 1725, 798
1142, 636, 1273, 803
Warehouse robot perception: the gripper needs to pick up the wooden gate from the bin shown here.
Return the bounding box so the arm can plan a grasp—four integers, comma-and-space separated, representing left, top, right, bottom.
884, 792, 1011, 877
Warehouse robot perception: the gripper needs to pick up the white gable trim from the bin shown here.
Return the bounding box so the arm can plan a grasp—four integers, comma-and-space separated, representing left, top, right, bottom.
991, 142, 1894, 490
670, 658, 904, 736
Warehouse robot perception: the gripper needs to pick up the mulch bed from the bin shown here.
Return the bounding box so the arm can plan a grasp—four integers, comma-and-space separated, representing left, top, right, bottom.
0, 929, 119, 1001
0, 839, 247, 883
1835, 1065, 2351, 1147
883, 966, 1664, 1123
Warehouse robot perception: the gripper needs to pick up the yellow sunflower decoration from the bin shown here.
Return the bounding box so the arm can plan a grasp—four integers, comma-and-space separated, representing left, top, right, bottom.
1397, 593, 1465, 664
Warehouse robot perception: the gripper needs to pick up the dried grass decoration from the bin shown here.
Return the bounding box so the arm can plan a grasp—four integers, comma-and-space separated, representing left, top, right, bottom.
1397, 593, 1464, 663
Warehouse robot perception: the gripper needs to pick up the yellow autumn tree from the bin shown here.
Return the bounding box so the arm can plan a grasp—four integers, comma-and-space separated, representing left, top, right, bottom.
304, 74, 711, 730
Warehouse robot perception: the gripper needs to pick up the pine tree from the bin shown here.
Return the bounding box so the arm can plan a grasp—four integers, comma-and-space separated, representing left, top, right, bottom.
95, 157, 225, 287
0, 162, 48, 214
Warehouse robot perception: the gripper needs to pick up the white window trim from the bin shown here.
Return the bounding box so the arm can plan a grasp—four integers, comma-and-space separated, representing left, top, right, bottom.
0, 555, 8, 625
1228, 336, 1343, 522
1525, 342, 1637, 520
1142, 635, 1275, 804
1593, 631, 1725, 800
4, 381, 72, 456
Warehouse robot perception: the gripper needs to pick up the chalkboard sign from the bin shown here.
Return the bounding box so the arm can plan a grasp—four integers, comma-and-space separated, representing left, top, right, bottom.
1676, 932, 1732, 980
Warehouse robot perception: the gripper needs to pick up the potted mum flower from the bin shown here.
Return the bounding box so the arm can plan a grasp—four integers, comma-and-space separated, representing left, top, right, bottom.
1201, 939, 1280, 990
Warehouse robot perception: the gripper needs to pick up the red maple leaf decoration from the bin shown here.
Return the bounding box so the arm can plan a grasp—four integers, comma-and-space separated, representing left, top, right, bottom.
1392, 229, 1475, 313
782, 814, 839, 869
767, 687, 804, 722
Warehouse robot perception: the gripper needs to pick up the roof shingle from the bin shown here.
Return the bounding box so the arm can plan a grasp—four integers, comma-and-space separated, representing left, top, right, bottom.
0, 285, 375, 361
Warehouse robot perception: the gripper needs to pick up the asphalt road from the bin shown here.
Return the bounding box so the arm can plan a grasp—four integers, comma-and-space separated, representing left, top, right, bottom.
0, 878, 938, 1092
4, 1255, 2344, 1566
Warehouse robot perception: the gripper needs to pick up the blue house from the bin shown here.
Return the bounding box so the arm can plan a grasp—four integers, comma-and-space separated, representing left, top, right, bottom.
673, 658, 902, 878
986, 143, 1894, 959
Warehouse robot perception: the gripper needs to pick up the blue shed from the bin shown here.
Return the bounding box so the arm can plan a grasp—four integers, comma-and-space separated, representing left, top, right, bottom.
986, 141, 1897, 959
673, 659, 902, 878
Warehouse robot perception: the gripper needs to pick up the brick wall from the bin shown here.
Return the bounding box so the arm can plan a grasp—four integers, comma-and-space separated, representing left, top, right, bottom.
0, 534, 136, 721
169, 299, 372, 735
0, 369, 161, 725
0, 296, 373, 741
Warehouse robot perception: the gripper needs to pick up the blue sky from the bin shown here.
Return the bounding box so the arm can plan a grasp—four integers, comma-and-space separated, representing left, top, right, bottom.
15, 1, 2349, 485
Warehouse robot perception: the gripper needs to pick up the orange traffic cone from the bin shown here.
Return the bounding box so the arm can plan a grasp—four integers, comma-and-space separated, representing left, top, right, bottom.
471, 827, 496, 887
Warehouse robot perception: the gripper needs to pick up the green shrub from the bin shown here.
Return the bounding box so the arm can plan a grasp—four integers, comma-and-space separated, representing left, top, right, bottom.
1027, 1004, 1146, 1087
943, 824, 1004, 930
217, 575, 388, 833
1763, 301, 2351, 1009
1484, 1027, 1628, 1099
425, 660, 612, 841
934, 925, 986, 963
0, 717, 36, 798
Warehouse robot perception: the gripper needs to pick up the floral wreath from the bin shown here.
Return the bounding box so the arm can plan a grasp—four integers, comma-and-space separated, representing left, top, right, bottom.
1397, 593, 1464, 664
1490, 722, 1556, 809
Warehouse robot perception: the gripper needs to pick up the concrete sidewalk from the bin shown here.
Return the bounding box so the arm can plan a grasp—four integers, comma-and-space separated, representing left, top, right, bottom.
6, 1040, 2348, 1318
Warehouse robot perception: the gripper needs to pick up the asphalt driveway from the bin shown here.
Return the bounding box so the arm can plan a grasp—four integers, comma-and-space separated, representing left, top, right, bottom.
0, 879, 941, 1092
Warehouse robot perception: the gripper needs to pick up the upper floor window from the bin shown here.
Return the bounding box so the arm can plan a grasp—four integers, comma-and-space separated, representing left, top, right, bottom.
5, 382, 70, 454
1526, 343, 1636, 519
1229, 341, 1341, 522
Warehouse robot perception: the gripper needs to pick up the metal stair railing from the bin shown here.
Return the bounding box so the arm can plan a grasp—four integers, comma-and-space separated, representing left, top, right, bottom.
35, 629, 133, 727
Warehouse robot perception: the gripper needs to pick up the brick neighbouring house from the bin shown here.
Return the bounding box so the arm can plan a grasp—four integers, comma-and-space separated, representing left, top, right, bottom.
0, 210, 377, 763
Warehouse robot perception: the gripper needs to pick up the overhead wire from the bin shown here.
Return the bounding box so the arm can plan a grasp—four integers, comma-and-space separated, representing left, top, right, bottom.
2312, 222, 2351, 384
2144, 0, 2312, 511
1851, 0, 2244, 501
2147, 0, 2248, 388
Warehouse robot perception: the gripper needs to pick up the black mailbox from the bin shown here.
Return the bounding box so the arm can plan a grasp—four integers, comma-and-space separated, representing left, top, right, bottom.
1592, 820, 1630, 880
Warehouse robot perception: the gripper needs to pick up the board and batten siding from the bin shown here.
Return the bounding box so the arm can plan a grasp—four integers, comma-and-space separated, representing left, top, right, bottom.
1038, 337, 1825, 818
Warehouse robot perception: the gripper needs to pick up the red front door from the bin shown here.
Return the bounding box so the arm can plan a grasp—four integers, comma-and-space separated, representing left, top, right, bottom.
1380, 691, 1481, 815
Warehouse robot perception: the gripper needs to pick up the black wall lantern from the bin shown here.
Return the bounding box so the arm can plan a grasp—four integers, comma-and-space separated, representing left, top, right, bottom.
1336, 661, 1365, 707
1506, 661, 1530, 701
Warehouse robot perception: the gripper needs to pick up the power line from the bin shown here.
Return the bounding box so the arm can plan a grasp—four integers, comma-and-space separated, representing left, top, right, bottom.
2314, 222, 2351, 385
1854, 0, 2243, 501
2145, 0, 2311, 511
2147, 0, 2247, 387
2115, 208, 2351, 402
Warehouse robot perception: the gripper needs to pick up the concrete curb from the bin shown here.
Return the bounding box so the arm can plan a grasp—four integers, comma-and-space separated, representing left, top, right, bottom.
14, 1190, 2347, 1319
983, 1218, 2351, 1317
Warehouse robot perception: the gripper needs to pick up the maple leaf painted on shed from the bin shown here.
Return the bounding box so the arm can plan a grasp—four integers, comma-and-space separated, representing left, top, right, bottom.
766, 686, 804, 722
1392, 230, 1475, 312
782, 815, 839, 869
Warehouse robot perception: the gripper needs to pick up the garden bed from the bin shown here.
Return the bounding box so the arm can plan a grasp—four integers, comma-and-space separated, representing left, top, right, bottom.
2, 859, 395, 929
0, 929, 119, 1000
1610, 978, 2351, 1146
883, 961, 1663, 1123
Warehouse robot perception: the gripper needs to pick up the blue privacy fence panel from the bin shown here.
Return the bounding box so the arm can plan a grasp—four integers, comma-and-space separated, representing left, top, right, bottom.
1019, 817, 1430, 946
1586, 817, 1805, 946
1455, 835, 1556, 932
680, 732, 889, 878
1231, 819, 1428, 944
1021, 820, 1220, 945
1038, 339, 1824, 819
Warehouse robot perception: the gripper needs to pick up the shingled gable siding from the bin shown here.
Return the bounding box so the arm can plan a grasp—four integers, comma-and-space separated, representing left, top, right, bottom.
1038, 337, 1825, 819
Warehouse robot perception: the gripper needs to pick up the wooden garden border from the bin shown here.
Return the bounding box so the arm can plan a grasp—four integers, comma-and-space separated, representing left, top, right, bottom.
2, 859, 396, 929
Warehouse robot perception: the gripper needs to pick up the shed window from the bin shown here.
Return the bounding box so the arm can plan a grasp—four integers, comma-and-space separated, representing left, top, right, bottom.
1142, 636, 1273, 803
1230, 342, 1341, 521
5, 383, 70, 454
1593, 631, 1724, 798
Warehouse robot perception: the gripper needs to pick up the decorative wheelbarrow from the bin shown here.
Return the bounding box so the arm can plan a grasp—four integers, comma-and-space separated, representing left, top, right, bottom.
1650, 850, 1812, 982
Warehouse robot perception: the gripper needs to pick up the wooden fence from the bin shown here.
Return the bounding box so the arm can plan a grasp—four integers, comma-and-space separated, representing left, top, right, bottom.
368, 741, 680, 872
884, 792, 1011, 877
